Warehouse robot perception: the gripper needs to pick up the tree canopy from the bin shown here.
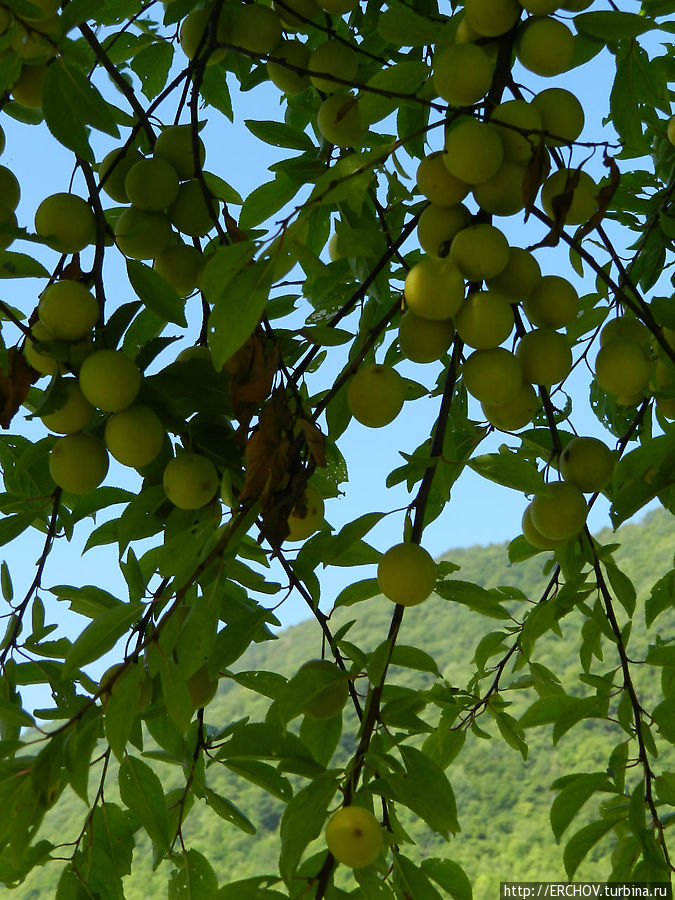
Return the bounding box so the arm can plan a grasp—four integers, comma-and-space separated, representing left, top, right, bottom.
1, 0, 675, 897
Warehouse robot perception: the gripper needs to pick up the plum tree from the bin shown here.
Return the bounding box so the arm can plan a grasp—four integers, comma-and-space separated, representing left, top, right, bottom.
377, 541, 437, 606
163, 451, 219, 510
39, 378, 94, 434
347, 363, 405, 427
4, 1, 675, 896
35, 193, 96, 254
79, 349, 142, 412
104, 404, 165, 468
296, 659, 349, 718
444, 119, 504, 185
49, 432, 109, 494
38, 281, 98, 341
286, 482, 325, 540
325, 806, 383, 868
559, 436, 615, 493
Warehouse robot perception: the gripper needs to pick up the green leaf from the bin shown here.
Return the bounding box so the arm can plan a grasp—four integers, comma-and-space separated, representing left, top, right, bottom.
168, 849, 219, 900
224, 759, 293, 802
390, 644, 440, 676
198, 241, 256, 304
563, 815, 624, 880
158, 655, 193, 733
0, 251, 49, 278
0, 561, 12, 602
360, 61, 430, 125
245, 119, 314, 151
42, 59, 119, 161
394, 854, 444, 900
652, 697, 675, 742
421, 858, 473, 900
603, 561, 636, 616
126, 259, 187, 327
130, 40, 173, 100
383, 745, 459, 838
434, 580, 510, 619
203, 787, 256, 835
208, 260, 272, 370
646, 569, 675, 627
0, 512, 35, 547
575, 10, 657, 39
103, 663, 142, 761
321, 512, 385, 566
118, 755, 170, 852
468, 452, 547, 495
334, 577, 380, 608
239, 177, 299, 230
550, 773, 613, 842
0, 697, 35, 728
63, 602, 142, 676
278, 772, 340, 880
377, 6, 441, 46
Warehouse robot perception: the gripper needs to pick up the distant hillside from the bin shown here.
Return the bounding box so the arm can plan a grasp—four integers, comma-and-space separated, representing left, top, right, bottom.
11, 508, 675, 899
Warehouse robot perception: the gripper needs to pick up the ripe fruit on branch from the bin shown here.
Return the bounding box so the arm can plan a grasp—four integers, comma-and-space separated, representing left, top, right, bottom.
79, 349, 142, 412
444, 119, 504, 185
516, 17, 575, 77
404, 256, 465, 320
482, 382, 539, 432
0, 166, 20, 210
529, 481, 587, 542
228, 4, 282, 55
449, 223, 510, 281
308, 39, 358, 94
455, 290, 514, 349
463, 0, 521, 37
40, 378, 94, 434
486, 247, 541, 299
398, 310, 454, 363
286, 483, 325, 541
273, 0, 321, 31
124, 157, 180, 212
104, 405, 165, 468
35, 193, 96, 254
559, 436, 614, 493
179, 9, 227, 63
267, 40, 311, 93
490, 99, 542, 163
154, 242, 203, 296
24, 321, 60, 376
417, 203, 470, 257
316, 92, 364, 147
532, 88, 584, 146
432, 43, 493, 107
169, 180, 220, 237
472, 161, 527, 217
462, 348, 524, 405
347, 363, 404, 428
600, 316, 650, 349
377, 541, 437, 606
38, 281, 98, 341
594, 338, 651, 397
521, 503, 564, 550
296, 659, 349, 719
49, 433, 109, 494
115, 207, 174, 260
416, 152, 469, 206
516, 328, 572, 387
154, 125, 206, 180
523, 275, 578, 329
11, 62, 47, 109
186, 663, 218, 708
325, 805, 383, 868
163, 451, 219, 510
541, 169, 598, 226
99, 146, 143, 203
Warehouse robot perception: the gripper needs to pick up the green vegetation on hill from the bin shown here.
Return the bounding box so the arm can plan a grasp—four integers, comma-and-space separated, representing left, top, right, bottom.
11, 508, 675, 899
